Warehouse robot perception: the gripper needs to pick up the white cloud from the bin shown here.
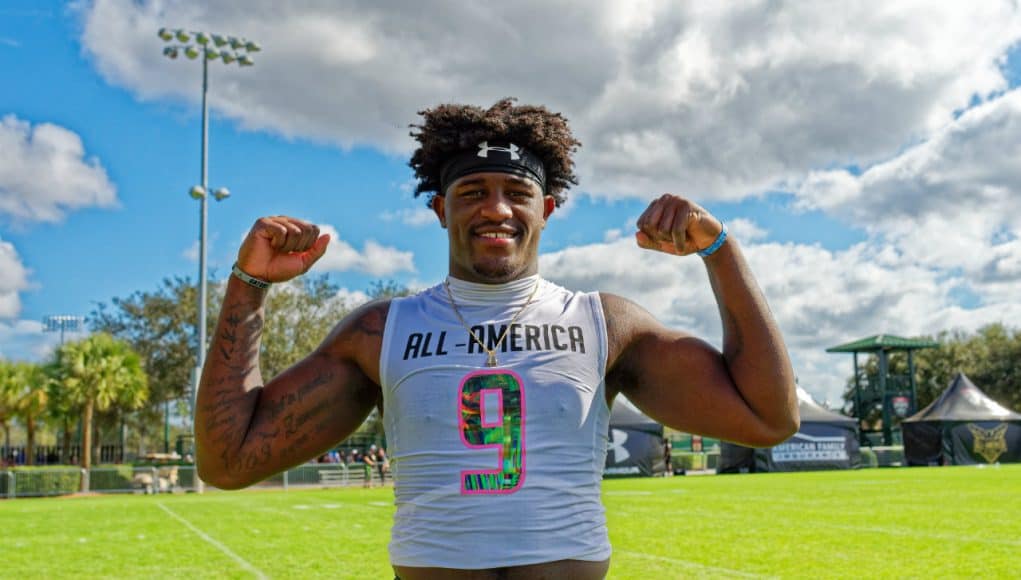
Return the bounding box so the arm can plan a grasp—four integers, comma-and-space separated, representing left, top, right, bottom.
182, 233, 220, 263
182, 240, 199, 262
0, 319, 74, 362
541, 233, 1019, 406
380, 207, 436, 227
727, 218, 768, 243
796, 89, 1021, 305
0, 238, 30, 319
334, 288, 371, 308
0, 115, 117, 224
314, 224, 415, 276
78, 0, 1021, 202
73, 0, 1021, 407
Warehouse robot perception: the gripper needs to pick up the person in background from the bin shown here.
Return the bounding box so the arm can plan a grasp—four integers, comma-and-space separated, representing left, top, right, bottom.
363, 446, 377, 488
375, 445, 389, 485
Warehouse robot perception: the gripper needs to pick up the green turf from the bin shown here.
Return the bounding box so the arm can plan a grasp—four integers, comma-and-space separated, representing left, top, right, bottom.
1, 465, 1018, 578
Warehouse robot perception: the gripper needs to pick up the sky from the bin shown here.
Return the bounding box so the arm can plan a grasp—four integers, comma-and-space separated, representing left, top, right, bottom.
1, 0, 1021, 408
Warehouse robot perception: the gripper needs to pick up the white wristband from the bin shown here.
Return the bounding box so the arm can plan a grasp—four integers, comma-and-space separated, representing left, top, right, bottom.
231, 263, 271, 290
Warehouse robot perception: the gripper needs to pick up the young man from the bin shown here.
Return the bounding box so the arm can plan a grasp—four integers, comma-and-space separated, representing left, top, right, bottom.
196, 99, 798, 579
362, 446, 376, 488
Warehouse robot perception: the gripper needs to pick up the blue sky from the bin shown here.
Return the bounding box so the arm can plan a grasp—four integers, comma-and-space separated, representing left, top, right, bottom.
2, 1, 1020, 406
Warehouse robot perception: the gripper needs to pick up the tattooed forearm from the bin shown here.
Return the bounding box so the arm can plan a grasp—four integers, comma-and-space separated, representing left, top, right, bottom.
195, 278, 271, 484
216, 302, 263, 364
196, 280, 385, 488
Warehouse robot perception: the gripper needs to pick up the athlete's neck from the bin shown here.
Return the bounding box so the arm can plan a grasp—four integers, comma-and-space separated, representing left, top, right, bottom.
445, 274, 541, 305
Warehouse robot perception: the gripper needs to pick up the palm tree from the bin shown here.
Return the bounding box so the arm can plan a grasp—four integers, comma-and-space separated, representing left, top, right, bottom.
50, 334, 148, 486
0, 361, 20, 464
45, 360, 76, 465
13, 363, 50, 466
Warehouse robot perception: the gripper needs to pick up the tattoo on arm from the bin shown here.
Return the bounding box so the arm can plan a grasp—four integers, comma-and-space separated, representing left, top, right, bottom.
354, 303, 386, 337
199, 296, 268, 474
200, 295, 385, 480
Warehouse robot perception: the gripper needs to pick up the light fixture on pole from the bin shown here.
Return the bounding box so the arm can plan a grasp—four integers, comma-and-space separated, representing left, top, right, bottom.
43, 315, 84, 346
158, 28, 259, 479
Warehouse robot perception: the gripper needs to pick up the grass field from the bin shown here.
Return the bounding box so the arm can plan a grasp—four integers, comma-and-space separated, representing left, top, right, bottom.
1, 465, 1019, 578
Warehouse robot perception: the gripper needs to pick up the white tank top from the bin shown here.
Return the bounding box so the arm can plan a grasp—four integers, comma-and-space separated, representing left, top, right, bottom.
380, 275, 612, 569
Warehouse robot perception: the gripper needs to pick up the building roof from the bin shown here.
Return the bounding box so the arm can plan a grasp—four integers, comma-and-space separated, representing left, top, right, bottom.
826, 334, 940, 353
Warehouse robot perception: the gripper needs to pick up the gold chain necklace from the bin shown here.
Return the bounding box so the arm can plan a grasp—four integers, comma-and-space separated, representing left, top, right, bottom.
444, 277, 541, 367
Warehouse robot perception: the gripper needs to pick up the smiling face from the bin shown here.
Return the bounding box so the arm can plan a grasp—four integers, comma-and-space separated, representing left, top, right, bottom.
432, 172, 556, 284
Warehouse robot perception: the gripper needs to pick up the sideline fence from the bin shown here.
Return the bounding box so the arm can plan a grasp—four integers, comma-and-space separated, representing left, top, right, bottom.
1, 444, 124, 466
0, 462, 391, 499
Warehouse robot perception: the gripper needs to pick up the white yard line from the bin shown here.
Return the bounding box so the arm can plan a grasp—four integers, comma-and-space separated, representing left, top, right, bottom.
157, 502, 268, 579
820, 522, 1021, 547
616, 550, 776, 579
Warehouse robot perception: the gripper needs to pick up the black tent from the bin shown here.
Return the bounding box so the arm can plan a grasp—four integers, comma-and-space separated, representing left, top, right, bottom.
903, 373, 1021, 466
604, 396, 666, 477
718, 388, 861, 473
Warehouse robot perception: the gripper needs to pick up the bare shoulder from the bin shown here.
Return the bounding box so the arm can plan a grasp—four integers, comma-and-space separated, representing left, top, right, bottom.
317, 298, 393, 385
600, 292, 655, 328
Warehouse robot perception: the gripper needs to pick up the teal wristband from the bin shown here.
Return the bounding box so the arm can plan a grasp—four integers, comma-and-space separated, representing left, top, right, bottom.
232, 263, 272, 290
697, 223, 728, 258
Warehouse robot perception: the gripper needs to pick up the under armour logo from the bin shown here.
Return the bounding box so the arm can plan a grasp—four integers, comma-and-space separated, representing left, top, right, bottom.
477, 141, 520, 160
608, 429, 630, 463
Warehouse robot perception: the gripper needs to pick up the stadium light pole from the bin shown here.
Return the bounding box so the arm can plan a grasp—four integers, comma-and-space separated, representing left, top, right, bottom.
43, 314, 85, 346
43, 315, 85, 465
158, 27, 258, 423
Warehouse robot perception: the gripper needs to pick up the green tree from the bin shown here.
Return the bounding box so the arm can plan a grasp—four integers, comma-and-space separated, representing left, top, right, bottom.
91, 277, 202, 419
367, 279, 416, 300
93, 274, 411, 452
843, 324, 1021, 415
12, 363, 50, 466
44, 358, 76, 464
50, 333, 149, 480
0, 361, 20, 461
259, 274, 373, 378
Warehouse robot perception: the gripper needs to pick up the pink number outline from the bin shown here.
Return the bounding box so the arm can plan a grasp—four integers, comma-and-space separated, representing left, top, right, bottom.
457, 369, 527, 495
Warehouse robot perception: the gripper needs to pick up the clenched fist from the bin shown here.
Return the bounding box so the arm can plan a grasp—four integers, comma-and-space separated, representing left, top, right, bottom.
236, 216, 331, 283
635, 194, 724, 256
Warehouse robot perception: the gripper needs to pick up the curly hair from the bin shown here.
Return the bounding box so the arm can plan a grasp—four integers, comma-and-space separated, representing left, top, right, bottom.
408, 98, 581, 207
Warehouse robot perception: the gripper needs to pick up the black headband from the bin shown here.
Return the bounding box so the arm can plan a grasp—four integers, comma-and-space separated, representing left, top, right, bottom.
439, 140, 546, 194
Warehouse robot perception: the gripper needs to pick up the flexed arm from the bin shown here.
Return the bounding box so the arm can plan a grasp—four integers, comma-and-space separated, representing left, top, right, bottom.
605, 195, 798, 447
195, 217, 385, 489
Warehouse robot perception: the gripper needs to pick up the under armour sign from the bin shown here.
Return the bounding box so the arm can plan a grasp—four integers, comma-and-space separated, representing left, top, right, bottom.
477, 141, 521, 160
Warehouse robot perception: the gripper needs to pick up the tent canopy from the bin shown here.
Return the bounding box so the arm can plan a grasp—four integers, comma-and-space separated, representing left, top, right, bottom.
605, 396, 665, 477
826, 334, 939, 353
904, 373, 1021, 423
796, 387, 856, 424
610, 396, 662, 433
718, 388, 861, 473
902, 373, 1021, 466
